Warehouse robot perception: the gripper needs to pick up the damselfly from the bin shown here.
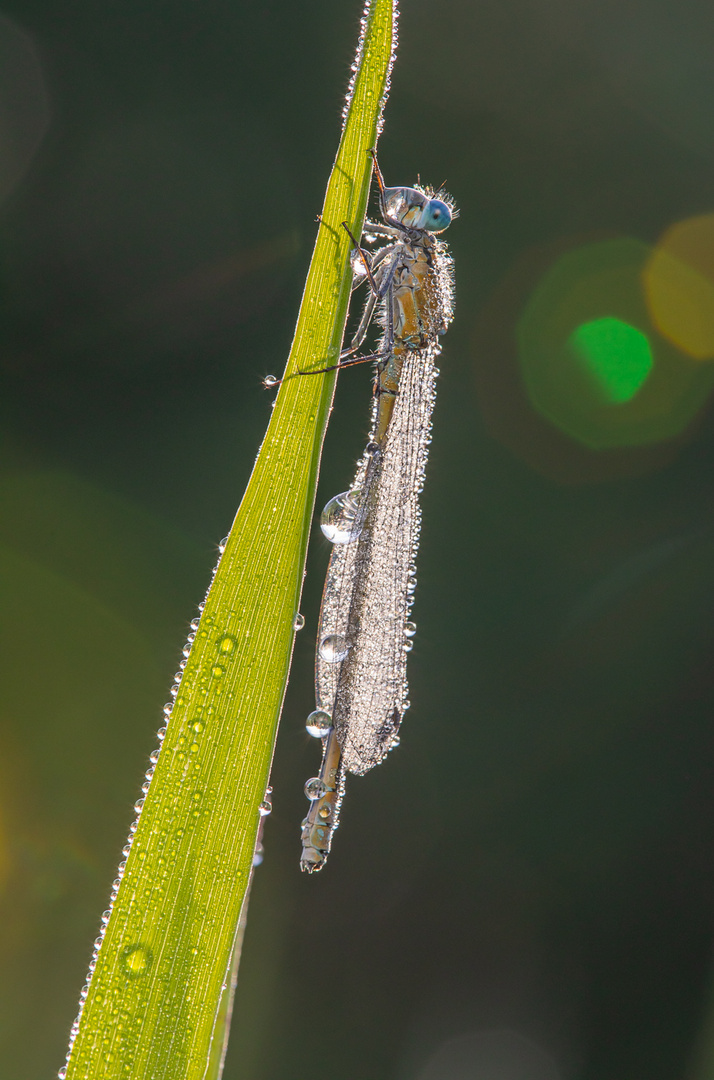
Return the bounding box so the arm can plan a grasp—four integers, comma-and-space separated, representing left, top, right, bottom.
297, 152, 456, 871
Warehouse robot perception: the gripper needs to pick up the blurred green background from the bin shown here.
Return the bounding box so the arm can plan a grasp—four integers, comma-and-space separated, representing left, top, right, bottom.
2, 1, 714, 1077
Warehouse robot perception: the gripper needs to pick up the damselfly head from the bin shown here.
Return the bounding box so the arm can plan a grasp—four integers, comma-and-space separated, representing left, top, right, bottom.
383, 185, 455, 234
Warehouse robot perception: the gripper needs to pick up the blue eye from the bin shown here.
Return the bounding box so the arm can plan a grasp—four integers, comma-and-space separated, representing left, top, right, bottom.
421, 199, 452, 233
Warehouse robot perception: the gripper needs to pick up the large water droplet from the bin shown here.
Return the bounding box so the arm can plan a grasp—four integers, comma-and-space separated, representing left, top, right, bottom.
350, 247, 369, 277
320, 490, 362, 544
319, 634, 348, 663
293, 613, 305, 631
218, 635, 236, 655
120, 944, 153, 979
264, 374, 278, 387
259, 795, 272, 817
304, 777, 327, 801
404, 621, 417, 637
305, 709, 332, 738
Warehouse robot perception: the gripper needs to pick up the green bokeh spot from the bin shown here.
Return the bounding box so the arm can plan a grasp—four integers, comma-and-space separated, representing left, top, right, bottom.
517, 238, 714, 448
570, 317, 653, 404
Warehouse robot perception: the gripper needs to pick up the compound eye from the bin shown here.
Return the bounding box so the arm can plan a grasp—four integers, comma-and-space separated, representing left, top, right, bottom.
423, 199, 452, 233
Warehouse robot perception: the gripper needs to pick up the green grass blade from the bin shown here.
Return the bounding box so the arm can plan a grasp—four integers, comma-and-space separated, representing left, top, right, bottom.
204, 883, 249, 1080
60, 2, 397, 1077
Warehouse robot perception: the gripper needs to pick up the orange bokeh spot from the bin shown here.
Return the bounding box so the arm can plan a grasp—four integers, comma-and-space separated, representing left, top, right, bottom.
644, 214, 714, 360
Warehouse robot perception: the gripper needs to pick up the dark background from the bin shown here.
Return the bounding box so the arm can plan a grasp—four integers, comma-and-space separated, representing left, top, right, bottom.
1, 1, 714, 1078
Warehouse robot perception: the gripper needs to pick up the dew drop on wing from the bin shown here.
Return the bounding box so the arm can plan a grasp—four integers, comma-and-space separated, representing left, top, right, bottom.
306, 709, 332, 738
319, 633, 348, 662
320, 489, 362, 544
